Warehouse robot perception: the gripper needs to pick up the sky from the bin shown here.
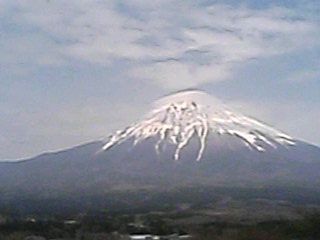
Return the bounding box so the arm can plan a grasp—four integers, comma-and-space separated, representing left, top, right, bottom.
0, 0, 319, 160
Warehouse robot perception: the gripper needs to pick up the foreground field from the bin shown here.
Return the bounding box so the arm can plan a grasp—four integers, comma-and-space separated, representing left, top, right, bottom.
1, 187, 320, 240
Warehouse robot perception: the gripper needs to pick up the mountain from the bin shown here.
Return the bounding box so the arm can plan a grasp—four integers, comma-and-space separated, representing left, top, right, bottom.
102, 89, 295, 161
0, 89, 320, 205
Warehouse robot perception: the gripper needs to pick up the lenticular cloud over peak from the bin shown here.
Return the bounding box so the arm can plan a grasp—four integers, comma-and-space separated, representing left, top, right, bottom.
153, 89, 221, 109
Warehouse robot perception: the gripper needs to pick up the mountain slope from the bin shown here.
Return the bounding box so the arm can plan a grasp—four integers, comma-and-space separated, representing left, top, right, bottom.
0, 89, 320, 199
102, 90, 295, 162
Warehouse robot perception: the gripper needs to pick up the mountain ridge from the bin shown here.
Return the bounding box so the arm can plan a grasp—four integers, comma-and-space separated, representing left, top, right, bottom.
0, 90, 319, 202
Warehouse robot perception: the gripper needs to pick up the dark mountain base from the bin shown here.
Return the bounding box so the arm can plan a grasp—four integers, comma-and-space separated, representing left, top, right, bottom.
1, 185, 320, 218
1, 186, 320, 240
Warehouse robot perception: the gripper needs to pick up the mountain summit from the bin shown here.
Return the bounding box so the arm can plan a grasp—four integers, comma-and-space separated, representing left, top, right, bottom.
102, 89, 295, 161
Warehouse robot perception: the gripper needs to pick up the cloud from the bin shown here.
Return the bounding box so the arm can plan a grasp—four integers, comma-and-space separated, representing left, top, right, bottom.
131, 61, 231, 89
2, 0, 319, 90
286, 69, 320, 83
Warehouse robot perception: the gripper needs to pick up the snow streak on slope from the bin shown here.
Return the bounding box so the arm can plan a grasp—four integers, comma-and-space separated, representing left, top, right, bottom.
102, 90, 295, 161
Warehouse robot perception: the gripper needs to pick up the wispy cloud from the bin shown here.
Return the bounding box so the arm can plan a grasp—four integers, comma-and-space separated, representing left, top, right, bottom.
2, 0, 319, 89
286, 69, 320, 83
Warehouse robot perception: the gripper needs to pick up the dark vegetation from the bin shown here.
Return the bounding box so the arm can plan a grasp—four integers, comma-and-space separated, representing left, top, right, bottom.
0, 186, 320, 239
0, 213, 320, 240
1, 186, 319, 217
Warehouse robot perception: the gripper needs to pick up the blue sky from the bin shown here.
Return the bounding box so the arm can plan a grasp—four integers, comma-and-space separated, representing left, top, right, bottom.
1, 0, 319, 160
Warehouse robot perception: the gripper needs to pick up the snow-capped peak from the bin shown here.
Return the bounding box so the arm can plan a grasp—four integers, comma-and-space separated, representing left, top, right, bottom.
102, 89, 295, 161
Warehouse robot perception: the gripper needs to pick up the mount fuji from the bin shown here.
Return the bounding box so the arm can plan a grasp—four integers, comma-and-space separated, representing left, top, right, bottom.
102, 89, 295, 162
0, 90, 320, 203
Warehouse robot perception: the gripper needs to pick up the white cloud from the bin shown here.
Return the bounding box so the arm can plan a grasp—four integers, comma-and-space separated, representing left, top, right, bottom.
286, 69, 320, 83
131, 61, 231, 89
2, 1, 319, 89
